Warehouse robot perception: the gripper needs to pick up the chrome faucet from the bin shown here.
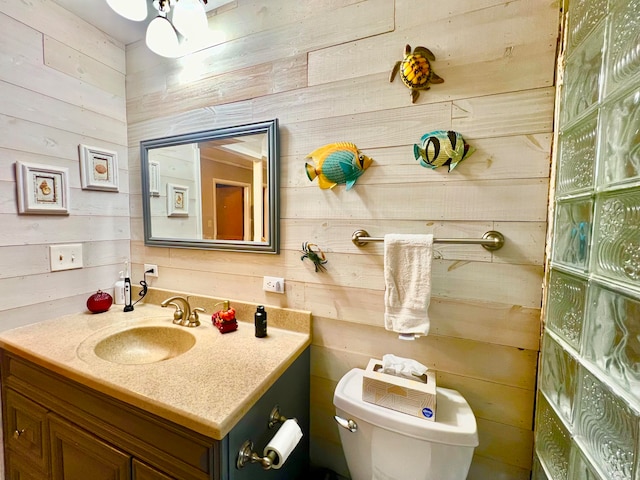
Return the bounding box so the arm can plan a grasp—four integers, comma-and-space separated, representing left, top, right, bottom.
160, 296, 203, 327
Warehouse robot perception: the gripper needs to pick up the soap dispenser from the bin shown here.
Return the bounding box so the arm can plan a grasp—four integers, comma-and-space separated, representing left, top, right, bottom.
212, 301, 238, 333
114, 271, 125, 305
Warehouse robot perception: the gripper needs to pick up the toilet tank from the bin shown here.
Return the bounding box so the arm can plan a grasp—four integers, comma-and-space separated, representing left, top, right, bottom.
334, 368, 478, 480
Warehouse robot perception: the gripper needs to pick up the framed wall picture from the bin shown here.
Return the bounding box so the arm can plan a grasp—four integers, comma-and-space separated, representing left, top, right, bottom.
16, 161, 70, 215
148, 160, 161, 196
167, 183, 189, 217
79, 144, 119, 191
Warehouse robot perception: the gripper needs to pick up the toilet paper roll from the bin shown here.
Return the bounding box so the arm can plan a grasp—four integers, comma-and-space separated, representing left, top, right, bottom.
263, 419, 303, 469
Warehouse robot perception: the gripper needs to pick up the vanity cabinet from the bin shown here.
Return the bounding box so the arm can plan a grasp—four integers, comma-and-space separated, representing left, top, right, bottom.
49, 414, 130, 479
1, 348, 310, 480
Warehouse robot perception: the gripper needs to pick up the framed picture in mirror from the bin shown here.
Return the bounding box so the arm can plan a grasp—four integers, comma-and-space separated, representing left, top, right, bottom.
167, 183, 189, 217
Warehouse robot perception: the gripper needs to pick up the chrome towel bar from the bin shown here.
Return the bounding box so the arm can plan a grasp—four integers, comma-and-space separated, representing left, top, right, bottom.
351, 230, 505, 251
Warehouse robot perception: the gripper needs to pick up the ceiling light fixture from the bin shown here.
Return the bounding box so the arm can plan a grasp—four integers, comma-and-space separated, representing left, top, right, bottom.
106, 0, 148, 21
106, 0, 209, 58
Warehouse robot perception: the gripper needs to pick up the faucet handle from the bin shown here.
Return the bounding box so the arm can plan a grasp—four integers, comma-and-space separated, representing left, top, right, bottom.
187, 307, 205, 327
162, 301, 184, 324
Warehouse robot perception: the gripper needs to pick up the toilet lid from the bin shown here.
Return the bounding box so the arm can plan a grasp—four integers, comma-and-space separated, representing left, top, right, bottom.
334, 368, 479, 447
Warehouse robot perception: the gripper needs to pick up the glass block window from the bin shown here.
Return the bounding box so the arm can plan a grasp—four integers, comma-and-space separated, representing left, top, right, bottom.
560, 24, 605, 128
598, 87, 640, 187
569, 441, 605, 480
604, 0, 640, 95
583, 282, 640, 399
536, 1, 640, 479
546, 269, 587, 351
592, 187, 640, 284
557, 112, 598, 196
575, 367, 638, 480
536, 394, 572, 480
551, 198, 593, 272
540, 333, 578, 425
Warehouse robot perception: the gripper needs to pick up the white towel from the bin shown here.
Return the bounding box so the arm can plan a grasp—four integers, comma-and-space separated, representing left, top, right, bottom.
384, 234, 433, 336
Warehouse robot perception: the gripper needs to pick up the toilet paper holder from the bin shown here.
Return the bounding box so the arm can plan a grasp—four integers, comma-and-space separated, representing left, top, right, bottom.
237, 439, 279, 470
236, 405, 298, 470
268, 404, 290, 428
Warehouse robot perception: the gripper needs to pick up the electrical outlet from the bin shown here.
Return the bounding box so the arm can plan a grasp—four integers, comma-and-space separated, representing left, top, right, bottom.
263, 276, 285, 293
144, 264, 159, 277
50, 244, 83, 271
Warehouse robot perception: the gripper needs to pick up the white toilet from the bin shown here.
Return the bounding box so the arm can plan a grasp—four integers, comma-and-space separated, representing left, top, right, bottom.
333, 368, 479, 480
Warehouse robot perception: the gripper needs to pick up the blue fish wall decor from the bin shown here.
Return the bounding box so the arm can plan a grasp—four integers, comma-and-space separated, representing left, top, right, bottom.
414, 130, 476, 172
305, 142, 373, 190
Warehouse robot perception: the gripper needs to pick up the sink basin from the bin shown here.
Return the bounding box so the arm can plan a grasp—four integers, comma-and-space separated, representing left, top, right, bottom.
94, 326, 196, 365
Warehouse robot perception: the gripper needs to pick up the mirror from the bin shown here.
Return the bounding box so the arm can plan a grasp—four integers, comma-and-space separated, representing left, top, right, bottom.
140, 119, 279, 253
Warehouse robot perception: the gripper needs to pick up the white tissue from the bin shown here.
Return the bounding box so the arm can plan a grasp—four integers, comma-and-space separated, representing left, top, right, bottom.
381, 353, 427, 380
263, 419, 303, 469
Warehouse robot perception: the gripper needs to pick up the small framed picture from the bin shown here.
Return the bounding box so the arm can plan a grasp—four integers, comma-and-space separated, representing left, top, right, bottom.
79, 144, 119, 191
167, 183, 189, 217
16, 161, 70, 215
148, 160, 160, 196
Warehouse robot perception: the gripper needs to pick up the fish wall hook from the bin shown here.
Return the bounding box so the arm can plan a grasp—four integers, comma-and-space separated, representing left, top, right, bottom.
305, 142, 373, 190
414, 130, 475, 172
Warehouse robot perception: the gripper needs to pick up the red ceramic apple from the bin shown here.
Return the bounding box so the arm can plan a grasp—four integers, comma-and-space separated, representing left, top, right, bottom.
87, 290, 113, 313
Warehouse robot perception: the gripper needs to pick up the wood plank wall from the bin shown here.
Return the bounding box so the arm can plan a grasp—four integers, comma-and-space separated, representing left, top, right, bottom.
0, 3, 128, 477
0, 3, 128, 330
127, 1, 560, 478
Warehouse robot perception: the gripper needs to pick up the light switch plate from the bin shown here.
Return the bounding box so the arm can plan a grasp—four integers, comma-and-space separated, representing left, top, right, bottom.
50, 244, 83, 271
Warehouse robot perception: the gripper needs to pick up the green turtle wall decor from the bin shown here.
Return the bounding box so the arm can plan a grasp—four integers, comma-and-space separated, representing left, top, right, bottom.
390, 44, 444, 103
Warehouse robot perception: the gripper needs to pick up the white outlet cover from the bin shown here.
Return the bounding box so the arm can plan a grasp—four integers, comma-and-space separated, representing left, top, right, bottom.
263, 276, 285, 293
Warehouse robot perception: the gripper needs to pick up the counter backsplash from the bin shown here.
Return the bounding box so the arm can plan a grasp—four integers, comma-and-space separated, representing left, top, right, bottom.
136, 286, 311, 334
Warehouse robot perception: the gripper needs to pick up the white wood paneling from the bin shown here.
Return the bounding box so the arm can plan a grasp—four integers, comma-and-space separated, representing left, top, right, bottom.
0, 1, 129, 336
0, 0, 563, 477
308, 0, 557, 90
43, 36, 126, 98
124, 1, 559, 475
0, 81, 127, 144
0, 12, 126, 121
0, 0, 125, 73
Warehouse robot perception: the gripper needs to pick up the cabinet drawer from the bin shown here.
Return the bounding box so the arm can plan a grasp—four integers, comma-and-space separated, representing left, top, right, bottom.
4, 388, 49, 474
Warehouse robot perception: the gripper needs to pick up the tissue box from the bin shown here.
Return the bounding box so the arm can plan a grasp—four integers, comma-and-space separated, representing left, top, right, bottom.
362, 358, 437, 421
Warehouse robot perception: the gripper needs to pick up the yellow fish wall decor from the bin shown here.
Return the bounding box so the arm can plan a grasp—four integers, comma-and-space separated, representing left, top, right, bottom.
414, 130, 476, 172
305, 142, 373, 190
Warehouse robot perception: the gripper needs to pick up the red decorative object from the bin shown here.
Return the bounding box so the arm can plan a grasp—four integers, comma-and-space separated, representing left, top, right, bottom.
87, 290, 113, 313
212, 302, 238, 333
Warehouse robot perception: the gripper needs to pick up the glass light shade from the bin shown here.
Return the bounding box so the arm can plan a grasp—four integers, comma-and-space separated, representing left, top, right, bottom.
146, 17, 181, 58
106, 0, 148, 21
172, 0, 208, 40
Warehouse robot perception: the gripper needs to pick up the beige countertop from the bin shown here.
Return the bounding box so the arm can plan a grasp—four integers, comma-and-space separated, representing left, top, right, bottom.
0, 289, 311, 440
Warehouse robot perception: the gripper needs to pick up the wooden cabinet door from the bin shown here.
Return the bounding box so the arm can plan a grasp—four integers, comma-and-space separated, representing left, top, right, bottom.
49, 414, 131, 480
132, 459, 175, 480
4, 388, 49, 473
6, 453, 45, 480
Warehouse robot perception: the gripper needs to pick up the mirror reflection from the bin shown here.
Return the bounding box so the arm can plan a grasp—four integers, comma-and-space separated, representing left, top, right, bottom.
140, 119, 279, 253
